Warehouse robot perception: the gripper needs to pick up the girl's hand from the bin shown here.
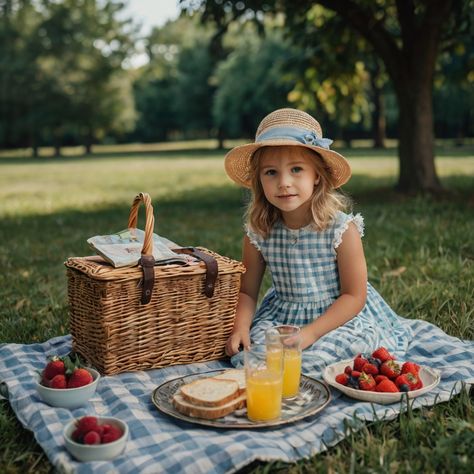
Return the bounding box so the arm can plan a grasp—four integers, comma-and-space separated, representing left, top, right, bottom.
225, 328, 250, 356
298, 325, 319, 350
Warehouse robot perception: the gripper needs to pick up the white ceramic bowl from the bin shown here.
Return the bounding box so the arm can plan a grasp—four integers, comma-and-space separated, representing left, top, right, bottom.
63, 416, 128, 462
36, 368, 100, 409
323, 359, 441, 405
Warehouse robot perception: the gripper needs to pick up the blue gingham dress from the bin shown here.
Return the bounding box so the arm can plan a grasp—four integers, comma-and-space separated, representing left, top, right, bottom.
231, 211, 413, 376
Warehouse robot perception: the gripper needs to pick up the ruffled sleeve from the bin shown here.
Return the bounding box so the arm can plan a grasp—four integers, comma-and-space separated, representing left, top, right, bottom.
333, 212, 365, 249
244, 224, 264, 252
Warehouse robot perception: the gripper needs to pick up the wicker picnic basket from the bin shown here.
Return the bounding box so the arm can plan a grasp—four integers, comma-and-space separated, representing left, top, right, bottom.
65, 192, 245, 375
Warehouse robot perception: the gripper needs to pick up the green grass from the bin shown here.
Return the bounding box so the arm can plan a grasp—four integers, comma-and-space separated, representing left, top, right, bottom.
0, 143, 473, 473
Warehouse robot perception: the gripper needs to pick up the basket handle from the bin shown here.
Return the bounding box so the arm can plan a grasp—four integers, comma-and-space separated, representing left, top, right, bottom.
174, 247, 218, 298
128, 193, 155, 305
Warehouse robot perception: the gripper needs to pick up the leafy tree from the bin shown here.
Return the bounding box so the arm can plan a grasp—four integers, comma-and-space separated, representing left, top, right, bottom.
434, 33, 474, 142
133, 69, 179, 142
0, 0, 136, 155
38, 0, 136, 154
184, 0, 472, 193
0, 0, 45, 152
213, 24, 297, 138
174, 37, 215, 138
135, 15, 216, 142
284, 6, 372, 146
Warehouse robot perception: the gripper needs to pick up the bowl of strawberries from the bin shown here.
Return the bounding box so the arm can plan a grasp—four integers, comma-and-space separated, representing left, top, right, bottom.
323, 347, 440, 404
63, 415, 128, 462
36, 353, 100, 409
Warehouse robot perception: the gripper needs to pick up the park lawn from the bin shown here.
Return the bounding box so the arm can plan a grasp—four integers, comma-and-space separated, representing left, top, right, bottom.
0, 143, 473, 473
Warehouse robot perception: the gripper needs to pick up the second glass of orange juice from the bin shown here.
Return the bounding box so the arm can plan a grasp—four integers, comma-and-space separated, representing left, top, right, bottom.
244, 345, 283, 422
273, 325, 302, 399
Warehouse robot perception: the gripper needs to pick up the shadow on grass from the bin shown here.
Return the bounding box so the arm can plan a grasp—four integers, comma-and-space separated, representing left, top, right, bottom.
0, 175, 473, 341
1, 176, 473, 269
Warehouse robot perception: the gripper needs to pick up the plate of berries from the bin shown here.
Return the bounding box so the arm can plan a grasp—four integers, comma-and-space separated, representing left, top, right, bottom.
323, 347, 440, 404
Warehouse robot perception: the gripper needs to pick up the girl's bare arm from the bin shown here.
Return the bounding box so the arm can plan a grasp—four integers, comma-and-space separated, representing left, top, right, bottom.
225, 235, 266, 356
300, 222, 368, 349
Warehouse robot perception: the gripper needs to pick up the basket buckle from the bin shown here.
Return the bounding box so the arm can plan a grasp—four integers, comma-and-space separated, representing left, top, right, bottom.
139, 255, 155, 304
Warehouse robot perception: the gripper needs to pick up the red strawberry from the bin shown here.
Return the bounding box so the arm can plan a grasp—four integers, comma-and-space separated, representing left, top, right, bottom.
358, 373, 376, 391
83, 430, 101, 445
335, 373, 349, 385
344, 365, 352, 375
76, 416, 99, 436
380, 360, 401, 379
371, 347, 395, 363
361, 362, 379, 376
351, 370, 361, 378
412, 375, 423, 390
375, 379, 399, 392
43, 357, 66, 381
49, 374, 67, 389
353, 355, 369, 371
67, 368, 93, 388
375, 375, 389, 384
395, 373, 419, 391
395, 373, 410, 389
101, 425, 123, 444
401, 361, 420, 375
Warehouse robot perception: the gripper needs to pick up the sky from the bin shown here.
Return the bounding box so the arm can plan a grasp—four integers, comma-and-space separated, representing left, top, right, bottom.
123, 0, 181, 36
121, 1, 182, 68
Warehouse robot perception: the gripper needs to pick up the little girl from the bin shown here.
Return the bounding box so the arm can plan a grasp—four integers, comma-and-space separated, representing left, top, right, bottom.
224, 108, 412, 374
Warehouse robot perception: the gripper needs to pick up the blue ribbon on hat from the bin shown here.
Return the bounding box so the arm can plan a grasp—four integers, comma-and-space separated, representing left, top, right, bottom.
256, 126, 333, 149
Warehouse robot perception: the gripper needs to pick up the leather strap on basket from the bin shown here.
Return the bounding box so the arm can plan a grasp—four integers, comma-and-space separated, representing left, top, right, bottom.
175, 247, 218, 298
128, 193, 155, 305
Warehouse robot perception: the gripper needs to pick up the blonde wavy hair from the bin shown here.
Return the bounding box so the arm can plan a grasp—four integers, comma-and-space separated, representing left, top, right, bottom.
246, 146, 352, 237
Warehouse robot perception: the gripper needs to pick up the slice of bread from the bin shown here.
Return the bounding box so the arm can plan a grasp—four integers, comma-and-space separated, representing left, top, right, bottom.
173, 392, 246, 420
179, 377, 240, 408
213, 369, 246, 395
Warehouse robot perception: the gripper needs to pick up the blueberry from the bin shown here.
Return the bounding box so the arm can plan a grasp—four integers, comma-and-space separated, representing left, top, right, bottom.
348, 376, 359, 388
368, 357, 382, 368
399, 384, 410, 392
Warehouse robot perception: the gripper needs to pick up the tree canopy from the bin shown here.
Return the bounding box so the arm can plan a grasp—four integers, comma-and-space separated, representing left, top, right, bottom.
183, 0, 473, 192
0, 0, 472, 194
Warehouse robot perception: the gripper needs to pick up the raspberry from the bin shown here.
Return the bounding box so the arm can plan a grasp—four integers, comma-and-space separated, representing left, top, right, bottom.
101, 425, 123, 444
76, 416, 99, 435
83, 430, 101, 445
71, 428, 83, 443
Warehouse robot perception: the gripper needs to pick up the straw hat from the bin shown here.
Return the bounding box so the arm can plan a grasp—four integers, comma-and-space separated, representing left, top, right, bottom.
224, 108, 351, 189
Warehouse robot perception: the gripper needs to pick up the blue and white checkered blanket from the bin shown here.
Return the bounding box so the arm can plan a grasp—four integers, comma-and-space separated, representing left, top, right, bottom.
1, 317, 473, 474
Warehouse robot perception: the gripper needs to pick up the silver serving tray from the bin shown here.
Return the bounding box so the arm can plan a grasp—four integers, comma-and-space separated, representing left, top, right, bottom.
151, 369, 331, 429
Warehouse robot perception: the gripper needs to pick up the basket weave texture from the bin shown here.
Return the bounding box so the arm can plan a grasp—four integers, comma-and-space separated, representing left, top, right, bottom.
65, 193, 245, 375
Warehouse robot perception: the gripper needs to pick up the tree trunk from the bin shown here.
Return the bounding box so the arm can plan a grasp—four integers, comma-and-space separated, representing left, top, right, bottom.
396, 81, 441, 193
370, 74, 386, 149
217, 126, 225, 150
85, 127, 93, 155
53, 127, 62, 157
314, 0, 452, 193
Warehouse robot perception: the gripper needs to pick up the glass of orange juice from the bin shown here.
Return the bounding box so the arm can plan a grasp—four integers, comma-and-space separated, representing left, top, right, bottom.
275, 325, 302, 399
244, 344, 283, 422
